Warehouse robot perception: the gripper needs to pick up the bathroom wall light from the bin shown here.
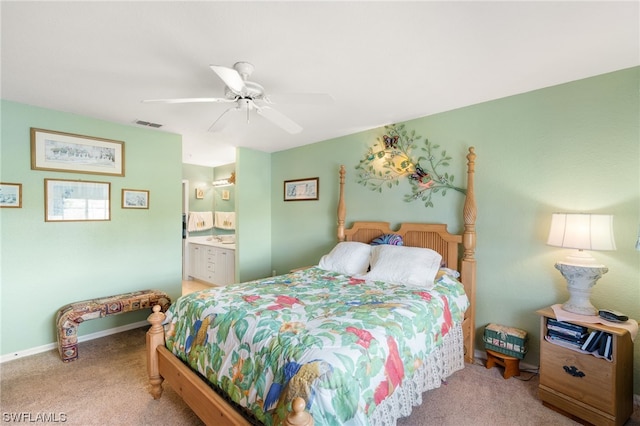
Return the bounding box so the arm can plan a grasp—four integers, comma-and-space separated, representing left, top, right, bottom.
212, 179, 231, 187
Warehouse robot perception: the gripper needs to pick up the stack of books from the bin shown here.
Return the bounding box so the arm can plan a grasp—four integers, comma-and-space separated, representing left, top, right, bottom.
546, 318, 589, 349
545, 318, 613, 361
580, 330, 613, 361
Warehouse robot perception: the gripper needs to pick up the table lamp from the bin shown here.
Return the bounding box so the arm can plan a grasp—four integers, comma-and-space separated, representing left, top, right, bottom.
546, 213, 616, 316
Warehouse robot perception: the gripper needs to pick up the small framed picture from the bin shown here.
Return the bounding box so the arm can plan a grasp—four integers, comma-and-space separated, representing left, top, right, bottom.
195, 188, 204, 199
122, 189, 149, 209
284, 177, 319, 201
0, 183, 22, 208
222, 189, 230, 200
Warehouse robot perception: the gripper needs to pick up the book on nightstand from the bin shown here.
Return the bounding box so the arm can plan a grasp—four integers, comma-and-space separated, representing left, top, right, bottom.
578, 330, 613, 360
580, 330, 602, 352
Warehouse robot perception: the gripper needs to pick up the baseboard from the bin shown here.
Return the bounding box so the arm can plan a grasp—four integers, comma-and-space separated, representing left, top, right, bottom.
0, 320, 148, 364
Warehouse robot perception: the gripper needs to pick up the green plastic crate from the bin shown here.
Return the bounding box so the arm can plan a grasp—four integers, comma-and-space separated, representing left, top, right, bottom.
483, 323, 528, 359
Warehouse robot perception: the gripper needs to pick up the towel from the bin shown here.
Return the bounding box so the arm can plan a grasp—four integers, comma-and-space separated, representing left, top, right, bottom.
214, 211, 236, 230
187, 211, 214, 232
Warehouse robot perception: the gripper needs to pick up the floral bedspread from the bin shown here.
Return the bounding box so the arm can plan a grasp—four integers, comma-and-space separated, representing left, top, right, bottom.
165, 267, 469, 425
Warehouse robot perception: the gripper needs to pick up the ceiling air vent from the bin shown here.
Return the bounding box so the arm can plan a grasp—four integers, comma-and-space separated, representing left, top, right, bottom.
134, 120, 163, 128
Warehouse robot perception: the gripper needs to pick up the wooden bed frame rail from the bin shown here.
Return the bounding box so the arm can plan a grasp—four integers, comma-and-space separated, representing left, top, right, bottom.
146, 146, 476, 424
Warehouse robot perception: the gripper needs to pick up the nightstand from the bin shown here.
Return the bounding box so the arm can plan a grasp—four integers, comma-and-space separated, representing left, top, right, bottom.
536, 307, 633, 426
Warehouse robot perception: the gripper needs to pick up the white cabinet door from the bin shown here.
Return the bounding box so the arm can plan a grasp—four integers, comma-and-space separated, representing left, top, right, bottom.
188, 244, 202, 280
215, 248, 235, 285
189, 243, 212, 282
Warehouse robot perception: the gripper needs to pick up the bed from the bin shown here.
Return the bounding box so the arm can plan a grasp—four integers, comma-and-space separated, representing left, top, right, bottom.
146, 147, 477, 425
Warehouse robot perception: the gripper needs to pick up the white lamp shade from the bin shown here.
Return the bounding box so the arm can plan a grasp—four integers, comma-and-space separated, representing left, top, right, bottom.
547, 213, 616, 251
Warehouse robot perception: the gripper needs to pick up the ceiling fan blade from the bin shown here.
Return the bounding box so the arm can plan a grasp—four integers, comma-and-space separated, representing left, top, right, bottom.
210, 65, 246, 94
208, 105, 241, 132
256, 106, 303, 134
265, 93, 334, 105
142, 97, 235, 104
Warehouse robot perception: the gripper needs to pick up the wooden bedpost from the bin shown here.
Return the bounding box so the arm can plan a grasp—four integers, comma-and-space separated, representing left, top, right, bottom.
146, 305, 166, 399
337, 165, 346, 242
284, 397, 314, 426
462, 147, 477, 261
461, 147, 477, 364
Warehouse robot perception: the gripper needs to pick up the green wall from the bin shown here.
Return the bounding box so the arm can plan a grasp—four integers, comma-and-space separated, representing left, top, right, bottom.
270, 67, 640, 393
236, 148, 271, 282
0, 100, 183, 356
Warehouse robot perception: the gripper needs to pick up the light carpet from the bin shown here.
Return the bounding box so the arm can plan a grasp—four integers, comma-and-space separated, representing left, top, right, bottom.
1, 327, 638, 425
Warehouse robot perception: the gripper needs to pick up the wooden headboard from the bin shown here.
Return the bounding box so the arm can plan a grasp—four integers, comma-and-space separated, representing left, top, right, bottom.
335, 147, 477, 363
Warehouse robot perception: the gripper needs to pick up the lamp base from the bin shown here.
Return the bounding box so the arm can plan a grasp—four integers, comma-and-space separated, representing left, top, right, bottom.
554, 262, 609, 316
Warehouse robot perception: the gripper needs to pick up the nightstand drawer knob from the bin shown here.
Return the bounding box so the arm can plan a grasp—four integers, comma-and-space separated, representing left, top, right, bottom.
563, 365, 585, 378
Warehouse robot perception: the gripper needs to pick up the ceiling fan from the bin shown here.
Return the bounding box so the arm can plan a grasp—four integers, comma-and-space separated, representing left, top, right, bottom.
142, 62, 333, 134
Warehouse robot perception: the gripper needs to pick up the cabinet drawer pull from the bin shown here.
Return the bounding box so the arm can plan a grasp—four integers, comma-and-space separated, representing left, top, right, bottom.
563, 365, 585, 378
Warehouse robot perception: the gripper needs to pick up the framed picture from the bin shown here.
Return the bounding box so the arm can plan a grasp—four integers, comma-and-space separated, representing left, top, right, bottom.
284, 177, 319, 201
0, 183, 22, 208
122, 189, 149, 209
45, 179, 110, 222
31, 128, 125, 176
195, 188, 204, 199
221, 189, 230, 201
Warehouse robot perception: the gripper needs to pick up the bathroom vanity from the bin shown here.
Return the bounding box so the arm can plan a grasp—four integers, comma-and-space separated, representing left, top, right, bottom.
187, 236, 236, 286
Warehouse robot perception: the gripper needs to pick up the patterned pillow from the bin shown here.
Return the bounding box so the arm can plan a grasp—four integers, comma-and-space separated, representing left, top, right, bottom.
370, 233, 404, 246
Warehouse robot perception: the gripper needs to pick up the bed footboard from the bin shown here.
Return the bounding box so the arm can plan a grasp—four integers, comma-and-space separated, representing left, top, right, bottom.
146, 305, 313, 425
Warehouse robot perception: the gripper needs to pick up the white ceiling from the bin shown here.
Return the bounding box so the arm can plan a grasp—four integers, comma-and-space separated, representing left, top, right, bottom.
2, 1, 638, 167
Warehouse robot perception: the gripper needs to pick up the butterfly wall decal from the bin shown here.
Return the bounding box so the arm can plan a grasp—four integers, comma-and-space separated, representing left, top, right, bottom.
383, 135, 399, 150
409, 164, 429, 182
409, 164, 435, 188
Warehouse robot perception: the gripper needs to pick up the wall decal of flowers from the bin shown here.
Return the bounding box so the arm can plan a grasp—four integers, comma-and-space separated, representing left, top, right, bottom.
355, 123, 466, 208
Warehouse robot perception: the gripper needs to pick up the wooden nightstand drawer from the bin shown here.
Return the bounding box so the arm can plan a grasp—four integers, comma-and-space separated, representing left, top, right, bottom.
540, 339, 613, 413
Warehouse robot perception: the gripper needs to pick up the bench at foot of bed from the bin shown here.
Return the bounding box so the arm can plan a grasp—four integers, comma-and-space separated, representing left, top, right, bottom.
56, 289, 171, 362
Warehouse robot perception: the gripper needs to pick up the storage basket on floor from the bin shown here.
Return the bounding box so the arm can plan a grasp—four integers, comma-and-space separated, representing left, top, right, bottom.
483, 323, 528, 359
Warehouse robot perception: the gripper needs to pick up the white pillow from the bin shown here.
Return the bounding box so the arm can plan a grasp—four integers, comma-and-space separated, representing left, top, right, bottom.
318, 242, 371, 275
357, 244, 442, 288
